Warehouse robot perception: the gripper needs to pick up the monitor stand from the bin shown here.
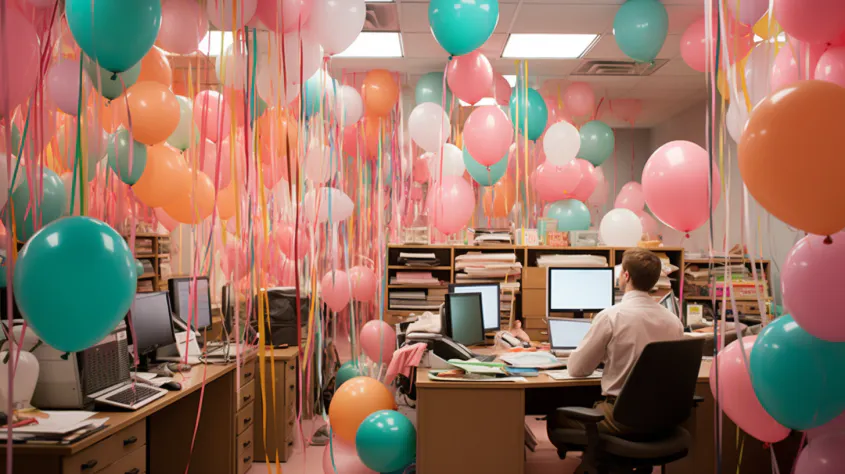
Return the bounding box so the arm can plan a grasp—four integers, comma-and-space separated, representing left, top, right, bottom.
131, 352, 154, 372
572, 311, 585, 319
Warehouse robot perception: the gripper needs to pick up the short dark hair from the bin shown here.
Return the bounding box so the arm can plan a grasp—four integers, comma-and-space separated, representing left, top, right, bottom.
621, 248, 662, 292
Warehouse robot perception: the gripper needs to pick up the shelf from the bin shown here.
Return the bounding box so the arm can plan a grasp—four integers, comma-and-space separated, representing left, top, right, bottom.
138, 273, 156, 279
685, 296, 772, 302
387, 266, 452, 270
136, 253, 155, 258
685, 257, 770, 264
387, 284, 448, 289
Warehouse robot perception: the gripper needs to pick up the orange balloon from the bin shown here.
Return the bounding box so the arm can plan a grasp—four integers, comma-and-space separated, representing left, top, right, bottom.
328, 376, 395, 443
483, 177, 517, 218
163, 170, 216, 224
118, 82, 180, 145
89, 94, 121, 133
132, 144, 191, 207
257, 108, 298, 165
361, 115, 382, 160
738, 80, 845, 236
217, 184, 237, 221
137, 47, 173, 87
362, 69, 399, 117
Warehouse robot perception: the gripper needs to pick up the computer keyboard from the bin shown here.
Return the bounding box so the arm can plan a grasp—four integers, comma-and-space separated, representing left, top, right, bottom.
100, 384, 167, 409
473, 354, 497, 363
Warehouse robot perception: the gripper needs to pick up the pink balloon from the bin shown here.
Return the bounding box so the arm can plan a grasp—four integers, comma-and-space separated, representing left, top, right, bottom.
193, 90, 231, 143
815, 46, 845, 88
609, 99, 642, 125
709, 337, 791, 443
446, 51, 494, 105
639, 212, 659, 239
157, 0, 209, 54
774, 0, 845, 45
321, 270, 350, 313
795, 433, 845, 474
46, 60, 84, 117
726, 0, 768, 26
413, 154, 431, 183
221, 242, 249, 276
535, 161, 583, 202
782, 232, 845, 342
425, 175, 475, 235
11, 0, 55, 37
154, 207, 179, 232
588, 176, 609, 208
772, 39, 825, 91
0, 9, 39, 115
322, 438, 376, 474
463, 106, 514, 166
349, 265, 377, 303
563, 82, 595, 118
568, 159, 597, 202
360, 319, 396, 365
642, 141, 721, 233
255, 0, 313, 33
274, 225, 309, 260
614, 181, 645, 212
490, 74, 511, 106
680, 17, 753, 73
193, 138, 233, 190
807, 410, 845, 440
507, 136, 544, 176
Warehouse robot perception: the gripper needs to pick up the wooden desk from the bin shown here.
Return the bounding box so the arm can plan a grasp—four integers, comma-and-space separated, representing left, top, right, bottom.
252, 347, 299, 464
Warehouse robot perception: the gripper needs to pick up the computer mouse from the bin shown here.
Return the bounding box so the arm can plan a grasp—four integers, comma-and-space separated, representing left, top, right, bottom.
161, 381, 182, 391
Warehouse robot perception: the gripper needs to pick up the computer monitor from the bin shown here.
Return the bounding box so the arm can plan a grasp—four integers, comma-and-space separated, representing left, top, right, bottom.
168, 276, 213, 331
548, 318, 592, 351
126, 292, 176, 369
659, 291, 679, 316
547, 267, 614, 318
443, 292, 485, 347
448, 283, 500, 332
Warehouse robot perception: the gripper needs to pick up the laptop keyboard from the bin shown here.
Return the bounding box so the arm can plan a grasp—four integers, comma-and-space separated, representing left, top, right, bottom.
105, 384, 162, 406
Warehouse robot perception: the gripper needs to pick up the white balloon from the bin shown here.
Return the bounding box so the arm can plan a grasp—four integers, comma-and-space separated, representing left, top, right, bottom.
304, 143, 336, 183
206, 0, 257, 31
599, 208, 643, 247
216, 42, 248, 91
303, 187, 354, 224
335, 85, 363, 125
408, 103, 451, 153
426, 144, 465, 178
743, 41, 777, 108
306, 0, 366, 56
725, 101, 748, 144
543, 121, 581, 166
0, 154, 24, 210
256, 32, 322, 103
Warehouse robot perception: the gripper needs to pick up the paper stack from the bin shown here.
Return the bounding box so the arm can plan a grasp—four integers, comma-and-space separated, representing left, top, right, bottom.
455, 252, 523, 326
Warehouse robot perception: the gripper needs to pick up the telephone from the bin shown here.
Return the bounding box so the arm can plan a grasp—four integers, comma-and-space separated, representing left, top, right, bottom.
405, 332, 474, 361
497, 331, 531, 349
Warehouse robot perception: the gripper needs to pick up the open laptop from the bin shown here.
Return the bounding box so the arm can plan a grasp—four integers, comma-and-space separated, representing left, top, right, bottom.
548, 318, 593, 357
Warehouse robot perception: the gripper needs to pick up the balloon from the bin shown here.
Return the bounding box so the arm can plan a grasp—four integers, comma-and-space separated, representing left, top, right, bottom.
412, 155, 431, 184
774, 0, 845, 45
587, 174, 609, 208
614, 181, 644, 212
681, 17, 753, 73
599, 208, 643, 247
216, 42, 248, 91
462, 106, 513, 167
642, 141, 721, 233
490, 74, 511, 106
133, 144, 191, 208
304, 143, 336, 183
156, 0, 208, 55
415, 72, 454, 107
167, 96, 199, 151
639, 212, 659, 239
118, 82, 180, 146
738, 80, 845, 236
806, 411, 845, 441
274, 226, 309, 260
426, 144, 466, 178
107, 129, 147, 185
408, 103, 451, 153
57, 119, 109, 171
308, 0, 365, 55
535, 162, 582, 202
303, 187, 355, 224
483, 176, 517, 218
336, 85, 364, 125
426, 175, 475, 234
795, 433, 845, 474
815, 46, 845, 88
577, 121, 614, 167
47, 60, 85, 116
328, 376, 394, 442
563, 82, 595, 118
65, 0, 161, 73
613, 0, 668, 62
542, 121, 580, 166
446, 51, 494, 105
753, 12, 782, 40
335, 361, 363, 390
546, 199, 591, 232
257, 108, 299, 165
568, 159, 597, 202
215, 185, 237, 221
355, 410, 416, 473
428, 0, 499, 56
255, 0, 313, 33
771, 39, 824, 91
743, 41, 777, 108
0, 154, 23, 210
137, 47, 172, 87
349, 266, 377, 303
154, 207, 179, 232
83, 55, 141, 101
321, 270, 350, 313
161, 170, 215, 224
360, 320, 396, 365
258, 34, 323, 106
510, 87, 547, 141
727, 0, 767, 25
750, 315, 845, 430
9, 168, 66, 241
725, 101, 748, 144
610, 99, 643, 125
193, 90, 231, 143
362, 70, 399, 117
323, 438, 375, 474
13, 216, 136, 353
464, 148, 506, 187
206, 0, 257, 31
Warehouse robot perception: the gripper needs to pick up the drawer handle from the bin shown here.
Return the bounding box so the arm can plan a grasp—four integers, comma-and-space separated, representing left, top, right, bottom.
287, 441, 293, 447
288, 384, 294, 390
243, 395, 252, 403
125, 469, 140, 474
243, 440, 252, 448
244, 417, 252, 425
243, 372, 253, 378
123, 435, 138, 446
243, 456, 252, 463
81, 460, 98, 470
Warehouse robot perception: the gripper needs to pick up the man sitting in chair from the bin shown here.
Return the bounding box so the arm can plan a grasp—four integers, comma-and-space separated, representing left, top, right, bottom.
563, 248, 684, 435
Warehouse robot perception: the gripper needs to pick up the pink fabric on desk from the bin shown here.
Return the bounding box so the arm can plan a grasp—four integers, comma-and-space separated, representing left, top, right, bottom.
384, 343, 427, 384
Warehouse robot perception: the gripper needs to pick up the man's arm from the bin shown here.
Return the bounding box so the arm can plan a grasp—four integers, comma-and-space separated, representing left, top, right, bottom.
567, 312, 612, 377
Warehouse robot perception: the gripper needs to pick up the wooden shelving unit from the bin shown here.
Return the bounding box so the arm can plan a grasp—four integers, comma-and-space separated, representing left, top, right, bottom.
683, 257, 772, 324
125, 233, 172, 293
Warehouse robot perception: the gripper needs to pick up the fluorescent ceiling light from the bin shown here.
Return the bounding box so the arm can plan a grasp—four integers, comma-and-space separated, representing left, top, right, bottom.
502, 75, 517, 87
502, 34, 598, 59
335, 32, 403, 58
199, 31, 234, 57
459, 98, 499, 107
365, 0, 393, 2
753, 32, 786, 43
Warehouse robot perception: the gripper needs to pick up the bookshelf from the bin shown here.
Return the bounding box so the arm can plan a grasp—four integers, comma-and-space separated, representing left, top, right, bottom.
126, 233, 172, 293
683, 257, 772, 324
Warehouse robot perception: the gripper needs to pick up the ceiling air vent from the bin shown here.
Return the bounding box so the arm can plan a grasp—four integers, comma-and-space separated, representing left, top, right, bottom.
364, 3, 400, 32
571, 59, 668, 76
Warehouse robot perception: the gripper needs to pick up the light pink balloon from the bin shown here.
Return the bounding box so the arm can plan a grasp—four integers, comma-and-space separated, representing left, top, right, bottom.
446, 51, 494, 105
221, 242, 249, 276
588, 175, 609, 208
795, 433, 845, 474
360, 319, 396, 365
815, 46, 845, 88
206, 0, 258, 31
709, 337, 791, 443
322, 438, 376, 474
193, 90, 231, 143
639, 211, 659, 239
425, 175, 475, 235
774, 0, 845, 45
490, 74, 511, 106
47, 60, 84, 116
642, 140, 721, 233
535, 161, 583, 202
274, 225, 309, 260
568, 159, 597, 202
155, 207, 179, 232
680, 18, 709, 73
349, 265, 377, 303
192, 138, 232, 190
609, 99, 643, 125
563, 82, 595, 118
726, 0, 768, 26
413, 154, 431, 183
544, 96, 573, 128
807, 410, 845, 440
255, 0, 313, 32
614, 181, 645, 212
0, 9, 39, 115
507, 138, 541, 176
679, 17, 753, 73
262, 161, 285, 189
321, 270, 350, 313
463, 106, 514, 167
157, 0, 209, 55
771, 39, 824, 91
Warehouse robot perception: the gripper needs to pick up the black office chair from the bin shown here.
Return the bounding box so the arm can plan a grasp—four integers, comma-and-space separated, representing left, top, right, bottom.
547, 339, 704, 474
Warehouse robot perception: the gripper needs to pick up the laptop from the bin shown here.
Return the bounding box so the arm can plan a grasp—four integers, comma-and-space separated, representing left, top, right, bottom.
548, 318, 593, 357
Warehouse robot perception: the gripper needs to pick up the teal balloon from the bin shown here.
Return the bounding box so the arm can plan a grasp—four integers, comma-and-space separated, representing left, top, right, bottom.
336, 361, 361, 388
83, 56, 141, 100
546, 199, 590, 231
613, 0, 669, 62
509, 87, 547, 141
13, 216, 137, 353
66, 0, 161, 73
9, 168, 66, 241
415, 72, 453, 107
428, 0, 499, 56
356, 410, 416, 473
750, 315, 845, 430
463, 147, 506, 186
166, 96, 198, 151
578, 120, 615, 166
303, 72, 336, 120
107, 129, 147, 185
135, 259, 144, 277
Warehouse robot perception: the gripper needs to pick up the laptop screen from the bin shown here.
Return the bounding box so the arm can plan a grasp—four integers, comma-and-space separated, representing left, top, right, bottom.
549, 318, 593, 350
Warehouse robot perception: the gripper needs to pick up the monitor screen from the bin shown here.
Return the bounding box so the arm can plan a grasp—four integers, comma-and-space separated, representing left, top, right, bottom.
659, 291, 678, 316
548, 267, 614, 312
446, 292, 485, 346
449, 283, 500, 331
127, 292, 176, 355
548, 318, 593, 350
169, 277, 212, 330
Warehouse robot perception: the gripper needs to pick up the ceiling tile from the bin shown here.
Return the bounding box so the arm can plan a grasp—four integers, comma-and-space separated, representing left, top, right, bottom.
634, 74, 705, 91
652, 58, 702, 76
509, 5, 617, 34
402, 33, 507, 59
585, 34, 681, 59
666, 5, 705, 35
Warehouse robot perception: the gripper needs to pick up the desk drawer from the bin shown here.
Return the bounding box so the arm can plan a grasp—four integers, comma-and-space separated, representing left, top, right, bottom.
237, 444, 254, 474
525, 328, 549, 342
237, 401, 255, 435
98, 447, 146, 474
63, 421, 145, 474
240, 366, 256, 387
237, 427, 254, 458
238, 380, 255, 410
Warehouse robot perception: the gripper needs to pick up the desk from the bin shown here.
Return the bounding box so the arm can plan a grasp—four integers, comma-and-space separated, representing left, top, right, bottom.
252, 347, 299, 463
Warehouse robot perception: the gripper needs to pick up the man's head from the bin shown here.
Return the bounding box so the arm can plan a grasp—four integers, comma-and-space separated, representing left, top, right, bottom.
619, 248, 662, 292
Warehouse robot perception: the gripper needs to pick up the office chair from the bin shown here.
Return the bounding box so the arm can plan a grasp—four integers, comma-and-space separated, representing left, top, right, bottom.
547, 339, 705, 474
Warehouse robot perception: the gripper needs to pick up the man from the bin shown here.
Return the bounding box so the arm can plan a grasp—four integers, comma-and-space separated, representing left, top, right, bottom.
560, 248, 684, 435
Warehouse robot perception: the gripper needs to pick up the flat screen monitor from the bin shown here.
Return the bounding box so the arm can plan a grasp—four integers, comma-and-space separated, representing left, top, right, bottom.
448, 283, 500, 331
169, 276, 213, 331
126, 291, 176, 356
548, 318, 593, 351
444, 292, 485, 347
547, 267, 614, 316
659, 291, 679, 316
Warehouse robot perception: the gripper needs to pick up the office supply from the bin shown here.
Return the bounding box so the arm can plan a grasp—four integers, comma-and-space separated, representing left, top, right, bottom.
547, 267, 614, 318
156, 330, 202, 365
447, 360, 507, 375
544, 369, 602, 380
449, 283, 501, 332
548, 318, 593, 354
504, 367, 540, 377
126, 291, 176, 370
499, 351, 567, 369
426, 370, 527, 383
443, 292, 485, 346
160, 380, 182, 391
496, 331, 529, 348
94, 380, 168, 410
168, 276, 213, 331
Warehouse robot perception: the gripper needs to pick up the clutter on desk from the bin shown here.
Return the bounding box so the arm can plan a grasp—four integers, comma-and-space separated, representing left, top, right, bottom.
405, 312, 442, 334
544, 369, 603, 380
499, 352, 567, 369
427, 369, 527, 383
447, 359, 507, 375
0, 410, 109, 444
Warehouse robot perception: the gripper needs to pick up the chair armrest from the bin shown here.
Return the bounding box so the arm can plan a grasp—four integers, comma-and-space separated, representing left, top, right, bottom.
692, 395, 705, 407
556, 407, 606, 424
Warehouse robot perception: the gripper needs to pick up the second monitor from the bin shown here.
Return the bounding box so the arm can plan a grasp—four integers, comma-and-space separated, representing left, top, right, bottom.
547, 267, 614, 319
448, 283, 500, 332
169, 276, 213, 332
